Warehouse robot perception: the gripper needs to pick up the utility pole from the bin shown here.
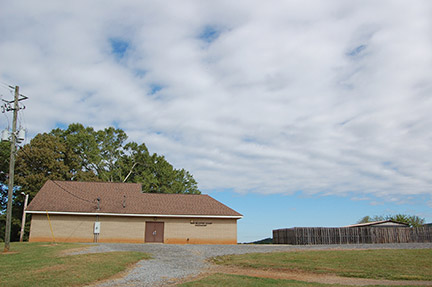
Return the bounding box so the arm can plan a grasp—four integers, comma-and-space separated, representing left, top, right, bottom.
2, 85, 27, 252
4, 86, 19, 252
19, 193, 29, 242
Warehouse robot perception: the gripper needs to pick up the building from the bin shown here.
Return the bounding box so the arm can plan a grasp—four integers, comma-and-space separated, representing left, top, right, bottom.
344, 220, 410, 228
26, 180, 242, 244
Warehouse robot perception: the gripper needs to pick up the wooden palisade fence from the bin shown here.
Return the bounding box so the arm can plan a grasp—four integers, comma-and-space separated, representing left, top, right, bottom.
273, 226, 432, 245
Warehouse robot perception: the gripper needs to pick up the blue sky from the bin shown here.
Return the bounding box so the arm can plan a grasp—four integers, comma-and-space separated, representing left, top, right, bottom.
1, 0, 432, 242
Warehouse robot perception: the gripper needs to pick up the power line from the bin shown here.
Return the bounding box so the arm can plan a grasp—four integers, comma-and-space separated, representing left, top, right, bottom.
17, 148, 96, 205
0, 81, 14, 90
51, 180, 95, 204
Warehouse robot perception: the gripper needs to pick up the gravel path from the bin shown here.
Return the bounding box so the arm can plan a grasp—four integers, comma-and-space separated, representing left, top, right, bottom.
79, 242, 432, 287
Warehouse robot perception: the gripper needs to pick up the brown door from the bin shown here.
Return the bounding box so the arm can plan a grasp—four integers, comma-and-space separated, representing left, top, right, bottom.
145, 222, 164, 243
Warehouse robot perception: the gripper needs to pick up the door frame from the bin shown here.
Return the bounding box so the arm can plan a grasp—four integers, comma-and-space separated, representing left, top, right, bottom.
145, 221, 164, 243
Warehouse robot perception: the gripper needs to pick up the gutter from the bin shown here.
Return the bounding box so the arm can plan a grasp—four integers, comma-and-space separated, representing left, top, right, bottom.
26, 210, 243, 219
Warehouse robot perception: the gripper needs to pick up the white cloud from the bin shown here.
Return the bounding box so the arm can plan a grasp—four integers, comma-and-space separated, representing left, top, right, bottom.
1, 0, 431, 203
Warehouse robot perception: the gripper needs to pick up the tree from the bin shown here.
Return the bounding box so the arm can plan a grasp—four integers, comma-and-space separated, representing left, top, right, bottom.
51, 123, 101, 178
389, 214, 425, 227
52, 123, 127, 182
356, 214, 425, 227
118, 142, 200, 194
96, 127, 128, 182
357, 215, 385, 224
22, 124, 201, 194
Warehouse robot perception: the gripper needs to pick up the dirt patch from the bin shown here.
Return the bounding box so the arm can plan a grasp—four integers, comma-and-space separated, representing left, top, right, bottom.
59, 246, 91, 256
169, 266, 216, 286
179, 266, 432, 286
1, 251, 19, 255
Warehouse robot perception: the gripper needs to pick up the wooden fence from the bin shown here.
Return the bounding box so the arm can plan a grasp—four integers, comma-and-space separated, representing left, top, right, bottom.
273, 226, 432, 245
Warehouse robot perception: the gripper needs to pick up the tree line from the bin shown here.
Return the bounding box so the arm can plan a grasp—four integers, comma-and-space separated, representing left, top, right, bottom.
1, 123, 200, 241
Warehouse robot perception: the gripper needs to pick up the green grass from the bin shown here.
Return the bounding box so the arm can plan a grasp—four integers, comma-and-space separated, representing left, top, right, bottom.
180, 273, 331, 287
0, 242, 151, 287
211, 249, 432, 281
180, 273, 423, 287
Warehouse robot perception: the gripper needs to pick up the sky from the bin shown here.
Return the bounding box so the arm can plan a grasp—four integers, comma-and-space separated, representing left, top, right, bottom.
1, 0, 431, 242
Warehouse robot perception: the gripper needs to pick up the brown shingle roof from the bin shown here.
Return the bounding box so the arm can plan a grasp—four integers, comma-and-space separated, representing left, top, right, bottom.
26, 180, 242, 218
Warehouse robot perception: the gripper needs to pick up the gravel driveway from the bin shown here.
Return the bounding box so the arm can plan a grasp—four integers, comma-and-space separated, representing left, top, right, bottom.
80, 242, 432, 287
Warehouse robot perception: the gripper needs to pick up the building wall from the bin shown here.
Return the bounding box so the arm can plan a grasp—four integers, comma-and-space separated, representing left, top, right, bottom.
371, 222, 409, 227
29, 214, 238, 244
160, 217, 237, 244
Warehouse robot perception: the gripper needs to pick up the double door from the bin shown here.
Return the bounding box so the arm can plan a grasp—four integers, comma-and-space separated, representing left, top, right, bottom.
145, 222, 164, 243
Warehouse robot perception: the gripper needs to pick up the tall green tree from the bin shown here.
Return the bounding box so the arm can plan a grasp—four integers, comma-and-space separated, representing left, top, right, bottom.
52, 123, 127, 182
20, 124, 201, 194
52, 123, 101, 177
118, 142, 199, 193
55, 124, 200, 193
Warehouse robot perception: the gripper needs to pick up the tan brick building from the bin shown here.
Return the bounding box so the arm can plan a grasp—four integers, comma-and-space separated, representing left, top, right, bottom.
26, 181, 242, 244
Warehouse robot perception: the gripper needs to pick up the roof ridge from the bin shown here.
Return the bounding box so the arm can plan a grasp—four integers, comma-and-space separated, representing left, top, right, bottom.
142, 192, 206, 196
51, 180, 141, 185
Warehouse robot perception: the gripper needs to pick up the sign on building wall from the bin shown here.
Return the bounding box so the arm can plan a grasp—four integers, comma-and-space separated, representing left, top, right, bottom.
190, 220, 213, 226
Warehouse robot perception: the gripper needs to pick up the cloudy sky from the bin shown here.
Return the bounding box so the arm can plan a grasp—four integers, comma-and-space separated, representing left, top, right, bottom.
1, 0, 431, 241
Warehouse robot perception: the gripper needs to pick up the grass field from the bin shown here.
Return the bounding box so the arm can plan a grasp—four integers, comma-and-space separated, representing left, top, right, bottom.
180, 249, 432, 286
181, 273, 424, 287
211, 249, 432, 281
181, 273, 330, 287
0, 242, 150, 287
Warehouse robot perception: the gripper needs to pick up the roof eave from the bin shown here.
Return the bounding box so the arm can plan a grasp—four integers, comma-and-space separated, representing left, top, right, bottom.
26, 210, 243, 219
